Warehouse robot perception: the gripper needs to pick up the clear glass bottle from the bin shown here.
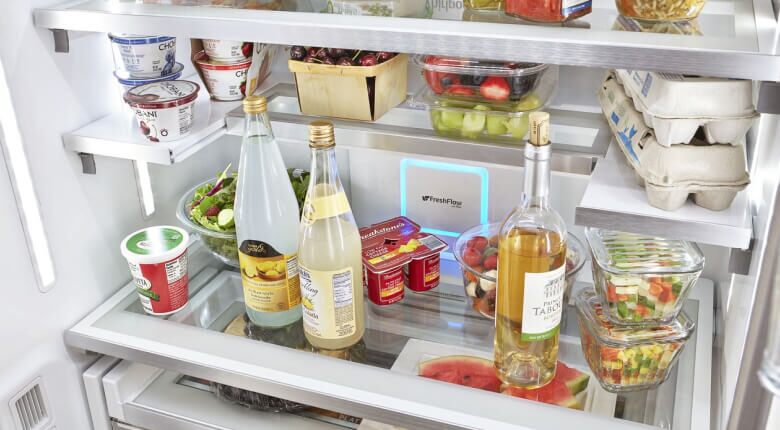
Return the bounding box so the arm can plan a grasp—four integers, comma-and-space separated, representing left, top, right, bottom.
494, 112, 568, 388
298, 121, 365, 350
234, 95, 302, 327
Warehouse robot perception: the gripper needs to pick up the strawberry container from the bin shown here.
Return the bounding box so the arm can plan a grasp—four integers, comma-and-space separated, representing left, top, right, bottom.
575, 290, 694, 393
454, 223, 587, 319
585, 228, 704, 326
416, 55, 557, 107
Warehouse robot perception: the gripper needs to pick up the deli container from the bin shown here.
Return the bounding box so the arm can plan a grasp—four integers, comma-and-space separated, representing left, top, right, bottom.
195, 51, 252, 101
465, 0, 503, 10
202, 39, 253, 62
109, 34, 177, 78
176, 178, 239, 267
585, 228, 704, 325
504, 0, 593, 23
326, 0, 430, 17
612, 16, 702, 36
454, 223, 587, 319
599, 73, 750, 211
124, 80, 200, 142
575, 290, 694, 393
615, 0, 706, 22
417, 55, 557, 107
114, 62, 184, 95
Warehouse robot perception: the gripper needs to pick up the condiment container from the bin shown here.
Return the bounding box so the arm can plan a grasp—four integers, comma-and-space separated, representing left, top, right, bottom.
202, 39, 253, 62
504, 0, 592, 23
575, 290, 694, 393
109, 34, 177, 78
124, 80, 200, 142
121, 226, 190, 315
585, 228, 704, 325
615, 0, 706, 22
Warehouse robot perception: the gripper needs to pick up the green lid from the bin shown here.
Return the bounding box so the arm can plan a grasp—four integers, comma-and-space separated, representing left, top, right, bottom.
121, 226, 189, 261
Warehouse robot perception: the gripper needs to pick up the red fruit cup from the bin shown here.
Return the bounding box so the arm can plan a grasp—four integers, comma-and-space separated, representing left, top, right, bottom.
404, 237, 446, 292
121, 226, 190, 316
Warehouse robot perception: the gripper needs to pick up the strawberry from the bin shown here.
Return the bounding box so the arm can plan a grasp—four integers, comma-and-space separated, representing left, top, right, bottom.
483, 254, 498, 270
479, 76, 510, 101
445, 85, 474, 96
204, 205, 220, 217
241, 42, 252, 58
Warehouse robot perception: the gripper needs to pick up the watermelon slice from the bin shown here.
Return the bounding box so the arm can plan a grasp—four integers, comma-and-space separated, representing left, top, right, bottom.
502, 380, 583, 410
418, 355, 501, 392
555, 362, 590, 396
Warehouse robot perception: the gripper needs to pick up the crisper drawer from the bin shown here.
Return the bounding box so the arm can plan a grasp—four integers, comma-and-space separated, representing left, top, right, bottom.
67, 241, 713, 430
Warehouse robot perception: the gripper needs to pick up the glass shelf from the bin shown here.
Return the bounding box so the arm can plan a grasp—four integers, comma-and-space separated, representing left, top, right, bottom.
34, 0, 779, 80
66, 241, 713, 430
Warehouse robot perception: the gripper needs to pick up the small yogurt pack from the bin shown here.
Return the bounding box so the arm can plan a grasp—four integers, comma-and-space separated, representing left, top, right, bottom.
192, 39, 277, 101
124, 80, 200, 142
599, 72, 750, 212
109, 34, 178, 79
614, 69, 758, 147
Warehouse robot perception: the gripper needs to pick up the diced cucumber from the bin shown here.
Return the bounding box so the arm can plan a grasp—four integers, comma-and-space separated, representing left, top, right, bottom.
637, 295, 655, 310
610, 276, 638, 286
615, 286, 638, 295
672, 282, 683, 297
617, 301, 629, 318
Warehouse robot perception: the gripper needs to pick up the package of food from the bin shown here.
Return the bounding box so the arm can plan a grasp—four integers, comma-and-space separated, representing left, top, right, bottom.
615, 0, 705, 22
326, 0, 429, 16
191, 40, 276, 101
575, 290, 694, 393
585, 228, 704, 325
504, 0, 592, 23
416, 55, 557, 106
599, 72, 750, 211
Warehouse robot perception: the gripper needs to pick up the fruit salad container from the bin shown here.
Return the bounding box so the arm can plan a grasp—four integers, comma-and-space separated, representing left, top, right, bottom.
417, 55, 557, 108
454, 223, 587, 319
616, 0, 706, 22
176, 178, 239, 267
585, 228, 704, 325
575, 290, 694, 393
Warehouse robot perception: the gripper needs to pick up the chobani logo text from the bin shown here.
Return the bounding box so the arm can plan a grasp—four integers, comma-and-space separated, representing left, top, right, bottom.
421, 195, 462, 208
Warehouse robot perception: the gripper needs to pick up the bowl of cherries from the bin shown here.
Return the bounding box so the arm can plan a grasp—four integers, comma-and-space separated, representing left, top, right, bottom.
454, 223, 587, 319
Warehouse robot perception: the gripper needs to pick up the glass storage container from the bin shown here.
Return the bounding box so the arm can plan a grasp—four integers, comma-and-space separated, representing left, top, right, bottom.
615, 0, 706, 22
585, 228, 704, 325
575, 290, 694, 393
465, 0, 504, 11
177, 178, 239, 267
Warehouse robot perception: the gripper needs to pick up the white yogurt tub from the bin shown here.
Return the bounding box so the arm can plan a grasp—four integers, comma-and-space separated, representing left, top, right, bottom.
124, 80, 200, 142
109, 34, 177, 78
120, 226, 190, 316
114, 62, 184, 95
195, 51, 251, 101
202, 39, 252, 62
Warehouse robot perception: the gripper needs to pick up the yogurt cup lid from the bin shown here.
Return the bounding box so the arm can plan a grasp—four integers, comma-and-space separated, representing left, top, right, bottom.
121, 226, 189, 264
124, 80, 200, 110
114, 63, 184, 85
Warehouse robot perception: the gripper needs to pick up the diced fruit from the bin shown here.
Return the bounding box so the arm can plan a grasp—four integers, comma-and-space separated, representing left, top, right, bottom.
486, 115, 508, 135
441, 110, 464, 129
462, 247, 482, 267
419, 356, 501, 392
466, 236, 489, 252
505, 115, 530, 138
514, 94, 542, 111
479, 271, 497, 292
445, 85, 474, 96
466, 281, 477, 298
463, 106, 488, 138
479, 77, 511, 101
483, 254, 498, 270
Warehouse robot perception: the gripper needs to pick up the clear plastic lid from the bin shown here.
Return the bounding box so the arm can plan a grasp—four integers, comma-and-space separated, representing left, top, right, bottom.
415, 55, 548, 77
575, 290, 695, 345
585, 228, 705, 275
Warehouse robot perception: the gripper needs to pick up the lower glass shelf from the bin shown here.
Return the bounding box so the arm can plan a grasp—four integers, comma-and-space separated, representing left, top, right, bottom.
69, 242, 712, 430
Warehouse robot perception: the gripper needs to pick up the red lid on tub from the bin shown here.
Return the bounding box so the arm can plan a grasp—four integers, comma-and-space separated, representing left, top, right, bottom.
360, 216, 447, 273
194, 50, 252, 69
124, 80, 200, 110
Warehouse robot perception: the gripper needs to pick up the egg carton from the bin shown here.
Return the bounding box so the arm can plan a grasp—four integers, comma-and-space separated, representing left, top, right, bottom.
613, 69, 757, 147
599, 72, 749, 212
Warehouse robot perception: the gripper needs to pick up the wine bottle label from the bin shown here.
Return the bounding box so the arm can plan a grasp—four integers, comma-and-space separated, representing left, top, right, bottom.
299, 265, 357, 340
521, 264, 566, 342
238, 240, 301, 313
301, 192, 351, 225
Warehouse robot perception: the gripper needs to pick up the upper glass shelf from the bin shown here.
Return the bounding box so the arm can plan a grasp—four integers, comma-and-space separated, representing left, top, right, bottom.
34, 0, 780, 80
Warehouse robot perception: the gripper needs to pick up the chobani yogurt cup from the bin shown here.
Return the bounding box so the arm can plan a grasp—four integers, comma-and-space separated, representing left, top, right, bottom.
114, 62, 184, 95
195, 51, 251, 101
121, 226, 190, 315
109, 34, 177, 78
202, 39, 253, 62
124, 80, 200, 142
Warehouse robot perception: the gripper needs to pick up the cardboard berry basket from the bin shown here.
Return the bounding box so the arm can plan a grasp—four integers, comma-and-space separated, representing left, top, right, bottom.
288, 54, 408, 121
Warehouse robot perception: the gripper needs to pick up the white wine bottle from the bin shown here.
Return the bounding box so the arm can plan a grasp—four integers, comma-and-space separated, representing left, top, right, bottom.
494, 112, 568, 388
234, 95, 302, 328
298, 121, 365, 350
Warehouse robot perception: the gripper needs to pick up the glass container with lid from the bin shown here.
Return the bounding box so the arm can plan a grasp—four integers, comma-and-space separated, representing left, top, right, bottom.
575, 290, 695, 393
585, 228, 704, 325
615, 0, 706, 22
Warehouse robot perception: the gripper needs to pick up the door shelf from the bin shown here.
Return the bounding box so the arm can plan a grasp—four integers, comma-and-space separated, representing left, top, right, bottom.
575, 143, 753, 249
67, 241, 713, 430
33, 0, 779, 80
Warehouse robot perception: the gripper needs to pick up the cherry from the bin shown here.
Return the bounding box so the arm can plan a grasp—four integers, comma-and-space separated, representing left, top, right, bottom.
376, 52, 394, 63
315, 48, 330, 60
307, 47, 319, 57
336, 57, 355, 66
321, 56, 335, 65
327, 48, 347, 58
290, 45, 307, 61
303, 55, 318, 63
359, 54, 378, 66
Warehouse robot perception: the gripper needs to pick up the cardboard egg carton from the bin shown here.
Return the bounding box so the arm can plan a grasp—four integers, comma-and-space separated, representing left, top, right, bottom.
613, 69, 758, 147
599, 72, 749, 212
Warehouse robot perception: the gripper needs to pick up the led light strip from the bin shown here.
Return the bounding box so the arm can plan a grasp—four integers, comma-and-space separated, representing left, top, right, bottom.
133, 161, 155, 218
0, 59, 55, 291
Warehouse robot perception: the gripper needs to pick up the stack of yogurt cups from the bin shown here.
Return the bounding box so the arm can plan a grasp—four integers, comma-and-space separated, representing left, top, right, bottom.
194, 40, 256, 101
109, 34, 200, 143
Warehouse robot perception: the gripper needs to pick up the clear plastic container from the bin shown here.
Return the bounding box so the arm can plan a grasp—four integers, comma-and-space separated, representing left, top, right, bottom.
465, 0, 503, 10
426, 97, 538, 142
575, 290, 694, 393
416, 55, 557, 106
615, 0, 706, 22
585, 228, 704, 325
454, 223, 587, 319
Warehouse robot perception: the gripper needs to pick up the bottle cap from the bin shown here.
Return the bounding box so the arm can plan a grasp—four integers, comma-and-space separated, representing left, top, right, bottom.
309, 120, 335, 148
529, 112, 550, 147
243, 95, 267, 114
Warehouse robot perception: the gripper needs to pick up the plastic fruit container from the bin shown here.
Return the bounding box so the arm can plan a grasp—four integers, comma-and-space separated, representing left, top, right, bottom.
454, 223, 587, 319
575, 290, 694, 393
585, 228, 704, 325
417, 55, 557, 107
465, 0, 503, 10
616, 0, 706, 21
124, 80, 199, 142
176, 179, 239, 267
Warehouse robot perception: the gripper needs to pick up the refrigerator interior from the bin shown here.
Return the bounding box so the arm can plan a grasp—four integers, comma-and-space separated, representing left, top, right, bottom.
0, 1, 778, 429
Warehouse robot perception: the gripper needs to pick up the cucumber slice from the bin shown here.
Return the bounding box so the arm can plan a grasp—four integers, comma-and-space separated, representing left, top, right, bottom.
217, 208, 234, 228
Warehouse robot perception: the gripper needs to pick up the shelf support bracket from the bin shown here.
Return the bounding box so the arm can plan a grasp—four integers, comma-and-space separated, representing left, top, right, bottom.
757, 82, 780, 114
78, 153, 96, 175
729, 239, 754, 276
51, 29, 69, 53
